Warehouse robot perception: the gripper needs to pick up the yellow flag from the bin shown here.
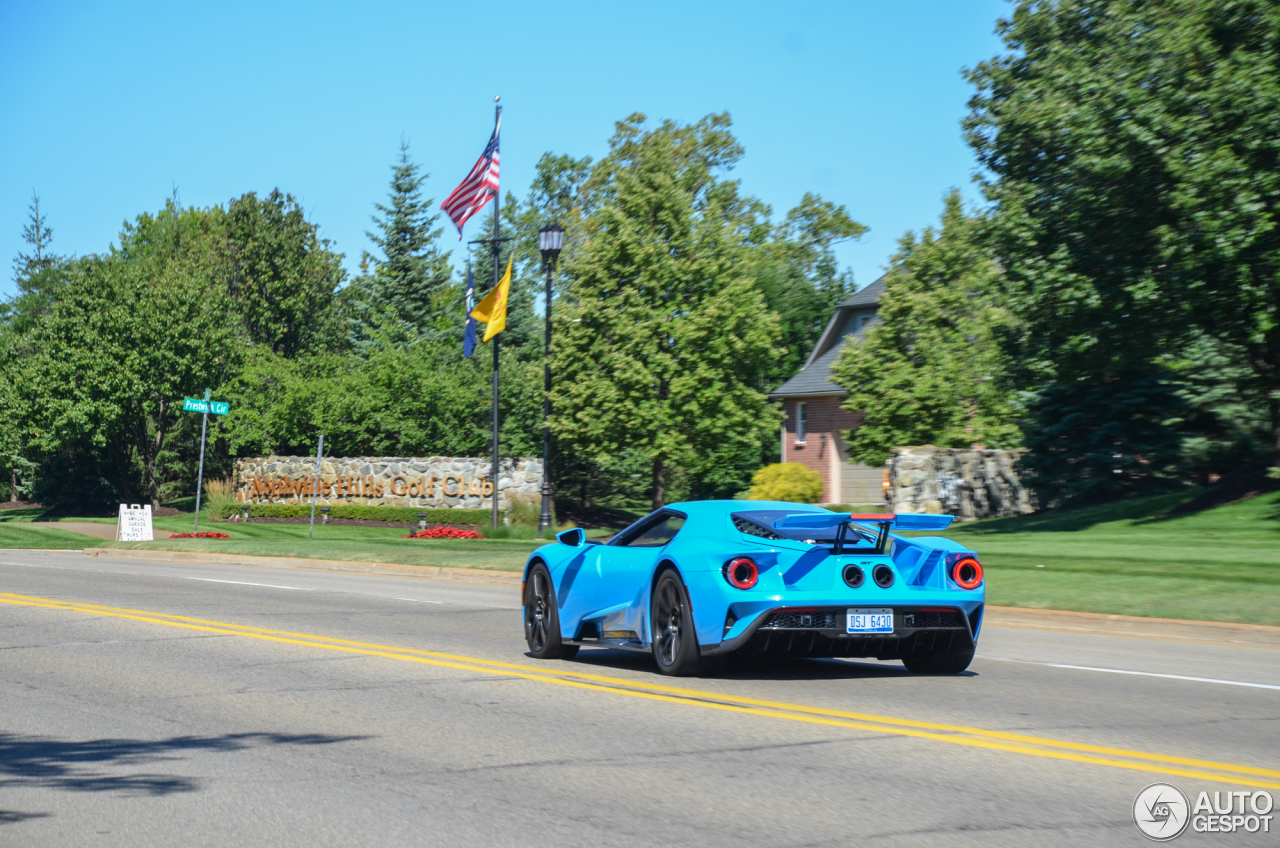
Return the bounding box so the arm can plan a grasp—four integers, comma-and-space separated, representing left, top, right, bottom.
469, 258, 512, 343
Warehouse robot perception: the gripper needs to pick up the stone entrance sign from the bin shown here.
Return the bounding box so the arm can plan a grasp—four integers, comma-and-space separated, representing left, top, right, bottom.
233, 456, 542, 511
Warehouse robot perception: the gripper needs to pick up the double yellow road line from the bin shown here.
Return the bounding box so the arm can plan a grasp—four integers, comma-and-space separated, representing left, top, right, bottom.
4, 590, 1278, 790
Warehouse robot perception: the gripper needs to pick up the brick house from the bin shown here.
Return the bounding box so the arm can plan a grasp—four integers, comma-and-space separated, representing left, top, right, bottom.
769, 275, 887, 505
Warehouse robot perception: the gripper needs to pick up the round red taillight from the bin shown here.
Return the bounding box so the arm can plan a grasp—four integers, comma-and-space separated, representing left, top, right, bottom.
723, 557, 759, 590
951, 557, 983, 590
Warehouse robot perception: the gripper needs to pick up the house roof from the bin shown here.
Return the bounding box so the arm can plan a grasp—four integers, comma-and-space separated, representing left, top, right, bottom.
768, 273, 888, 400
769, 342, 849, 397
837, 275, 887, 309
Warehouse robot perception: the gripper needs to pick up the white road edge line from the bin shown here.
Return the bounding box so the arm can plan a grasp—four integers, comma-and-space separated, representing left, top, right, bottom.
181, 577, 314, 591
395, 598, 443, 604
979, 655, 1280, 691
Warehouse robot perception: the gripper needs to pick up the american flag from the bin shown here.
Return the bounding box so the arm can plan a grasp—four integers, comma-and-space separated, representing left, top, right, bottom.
441, 116, 500, 237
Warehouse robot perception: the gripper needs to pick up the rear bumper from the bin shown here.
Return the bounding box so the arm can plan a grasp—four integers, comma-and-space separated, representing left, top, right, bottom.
701, 604, 981, 659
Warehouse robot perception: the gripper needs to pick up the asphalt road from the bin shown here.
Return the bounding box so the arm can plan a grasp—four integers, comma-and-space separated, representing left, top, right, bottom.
1, 550, 1277, 847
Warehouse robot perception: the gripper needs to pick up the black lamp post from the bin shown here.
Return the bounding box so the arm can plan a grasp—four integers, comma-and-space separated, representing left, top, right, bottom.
537, 222, 564, 537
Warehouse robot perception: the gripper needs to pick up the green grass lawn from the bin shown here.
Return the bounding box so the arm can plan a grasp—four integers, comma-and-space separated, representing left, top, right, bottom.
6, 491, 1280, 625
932, 491, 1280, 626
0, 523, 105, 549
106, 513, 542, 571
0, 508, 542, 570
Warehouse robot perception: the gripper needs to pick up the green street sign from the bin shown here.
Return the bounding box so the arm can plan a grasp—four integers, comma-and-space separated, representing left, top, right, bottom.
183, 398, 230, 415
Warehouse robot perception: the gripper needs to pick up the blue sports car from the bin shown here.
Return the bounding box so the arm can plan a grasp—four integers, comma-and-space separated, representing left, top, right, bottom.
521, 500, 985, 676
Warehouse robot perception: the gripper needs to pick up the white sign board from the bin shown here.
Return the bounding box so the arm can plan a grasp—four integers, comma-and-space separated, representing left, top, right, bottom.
116, 504, 153, 541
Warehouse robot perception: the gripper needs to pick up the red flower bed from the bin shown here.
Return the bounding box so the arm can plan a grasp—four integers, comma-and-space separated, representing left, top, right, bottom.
402, 526, 486, 540
169, 531, 231, 539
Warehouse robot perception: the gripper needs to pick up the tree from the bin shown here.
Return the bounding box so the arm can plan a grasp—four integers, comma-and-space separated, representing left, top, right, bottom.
12, 191, 57, 282
3, 192, 69, 499
217, 338, 540, 460
1017, 375, 1189, 504
551, 113, 783, 508
347, 142, 454, 347
491, 153, 596, 361
755, 192, 865, 387
831, 191, 1021, 466
965, 0, 1280, 479
17, 202, 240, 509
220, 189, 345, 357
5, 192, 68, 337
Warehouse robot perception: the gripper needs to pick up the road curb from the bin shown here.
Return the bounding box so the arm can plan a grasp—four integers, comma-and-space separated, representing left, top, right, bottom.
984, 605, 1280, 648
81, 547, 523, 587
75, 548, 1280, 646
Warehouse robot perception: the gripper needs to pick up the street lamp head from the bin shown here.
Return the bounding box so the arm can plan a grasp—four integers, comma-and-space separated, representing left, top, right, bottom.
538, 222, 565, 266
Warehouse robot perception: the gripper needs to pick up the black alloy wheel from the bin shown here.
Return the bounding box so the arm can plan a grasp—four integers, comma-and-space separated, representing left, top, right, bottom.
524, 564, 579, 660
651, 569, 713, 676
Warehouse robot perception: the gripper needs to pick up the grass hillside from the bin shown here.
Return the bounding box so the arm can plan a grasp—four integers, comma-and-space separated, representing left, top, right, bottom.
940, 490, 1280, 626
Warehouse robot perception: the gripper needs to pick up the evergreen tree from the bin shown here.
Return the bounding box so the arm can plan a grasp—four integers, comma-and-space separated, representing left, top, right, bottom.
348, 141, 453, 347
5, 192, 68, 337
3, 192, 67, 499
12, 191, 56, 281
551, 113, 783, 508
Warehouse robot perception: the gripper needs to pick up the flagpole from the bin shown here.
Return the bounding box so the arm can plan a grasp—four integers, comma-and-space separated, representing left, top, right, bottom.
490, 98, 502, 532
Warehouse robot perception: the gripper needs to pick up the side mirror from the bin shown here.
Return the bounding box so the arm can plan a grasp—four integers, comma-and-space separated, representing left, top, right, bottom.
556, 527, 584, 547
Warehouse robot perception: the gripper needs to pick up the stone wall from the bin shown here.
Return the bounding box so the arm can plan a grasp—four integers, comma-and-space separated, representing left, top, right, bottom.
233, 456, 542, 513
887, 446, 1032, 521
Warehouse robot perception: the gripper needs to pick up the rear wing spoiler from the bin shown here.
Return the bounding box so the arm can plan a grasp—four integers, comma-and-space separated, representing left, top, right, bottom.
772, 512, 955, 554
773, 513, 955, 532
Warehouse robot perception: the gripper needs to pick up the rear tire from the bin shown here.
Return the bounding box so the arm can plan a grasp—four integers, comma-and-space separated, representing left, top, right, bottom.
902, 641, 974, 675
651, 568, 710, 676
524, 564, 579, 660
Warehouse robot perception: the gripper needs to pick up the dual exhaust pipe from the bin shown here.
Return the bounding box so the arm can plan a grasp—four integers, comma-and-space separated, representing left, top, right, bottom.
841, 563, 895, 589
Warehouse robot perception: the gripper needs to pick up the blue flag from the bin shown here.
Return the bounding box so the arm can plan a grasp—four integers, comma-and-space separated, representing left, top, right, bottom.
463, 261, 478, 358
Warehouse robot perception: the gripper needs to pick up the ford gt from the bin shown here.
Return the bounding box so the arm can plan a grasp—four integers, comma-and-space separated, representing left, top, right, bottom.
521, 500, 984, 676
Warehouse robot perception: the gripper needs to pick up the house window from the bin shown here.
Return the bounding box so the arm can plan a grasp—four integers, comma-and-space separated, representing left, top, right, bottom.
795, 402, 807, 444
860, 315, 873, 328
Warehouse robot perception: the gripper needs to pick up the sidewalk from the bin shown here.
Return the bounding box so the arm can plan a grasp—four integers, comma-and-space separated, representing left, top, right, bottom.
79, 547, 1280, 648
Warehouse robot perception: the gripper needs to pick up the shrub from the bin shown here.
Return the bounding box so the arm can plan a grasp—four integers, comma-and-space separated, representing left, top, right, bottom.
202, 478, 238, 516
746, 463, 824, 503
504, 493, 547, 528
169, 531, 230, 539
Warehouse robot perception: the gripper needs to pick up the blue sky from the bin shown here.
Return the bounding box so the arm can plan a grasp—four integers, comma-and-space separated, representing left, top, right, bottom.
0, 0, 1009, 299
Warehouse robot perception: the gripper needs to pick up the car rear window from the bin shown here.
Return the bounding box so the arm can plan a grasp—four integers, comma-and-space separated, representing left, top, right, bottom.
732, 510, 877, 547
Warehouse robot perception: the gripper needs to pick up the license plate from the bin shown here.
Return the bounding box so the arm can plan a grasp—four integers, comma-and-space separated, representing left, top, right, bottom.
847, 608, 894, 634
